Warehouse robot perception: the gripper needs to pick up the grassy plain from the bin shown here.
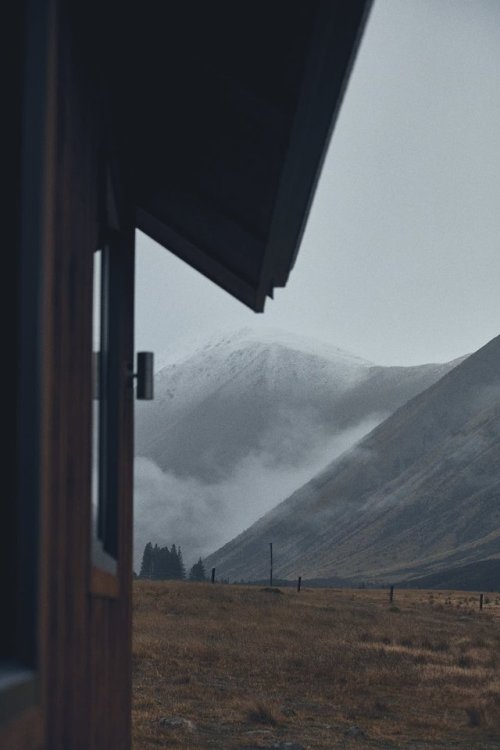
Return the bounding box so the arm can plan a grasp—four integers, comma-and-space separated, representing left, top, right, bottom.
133, 582, 500, 749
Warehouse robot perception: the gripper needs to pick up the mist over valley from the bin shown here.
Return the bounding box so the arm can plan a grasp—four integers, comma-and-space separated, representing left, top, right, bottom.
207, 334, 500, 585
134, 328, 463, 570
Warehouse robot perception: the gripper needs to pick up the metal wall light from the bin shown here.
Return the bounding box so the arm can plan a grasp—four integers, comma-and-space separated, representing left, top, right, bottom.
131, 352, 154, 400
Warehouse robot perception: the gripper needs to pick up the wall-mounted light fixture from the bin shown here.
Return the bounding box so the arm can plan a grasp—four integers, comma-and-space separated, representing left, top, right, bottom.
131, 352, 154, 400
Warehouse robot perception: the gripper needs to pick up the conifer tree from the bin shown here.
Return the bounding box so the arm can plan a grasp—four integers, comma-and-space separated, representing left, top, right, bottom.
140, 542, 153, 579
151, 544, 160, 579
177, 546, 186, 580
189, 557, 207, 582
155, 546, 168, 579
142, 542, 189, 581
170, 544, 186, 580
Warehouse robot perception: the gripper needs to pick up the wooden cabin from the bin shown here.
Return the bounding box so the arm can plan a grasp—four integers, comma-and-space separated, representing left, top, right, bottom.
2, 2, 371, 748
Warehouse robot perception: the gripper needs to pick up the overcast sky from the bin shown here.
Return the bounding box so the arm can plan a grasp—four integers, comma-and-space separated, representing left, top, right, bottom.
135, 0, 500, 368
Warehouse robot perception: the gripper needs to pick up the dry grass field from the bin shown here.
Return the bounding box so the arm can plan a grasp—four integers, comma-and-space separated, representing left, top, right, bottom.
133, 582, 500, 749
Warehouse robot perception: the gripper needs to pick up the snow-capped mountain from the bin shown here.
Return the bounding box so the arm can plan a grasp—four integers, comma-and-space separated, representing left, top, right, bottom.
206, 334, 500, 584
134, 328, 461, 568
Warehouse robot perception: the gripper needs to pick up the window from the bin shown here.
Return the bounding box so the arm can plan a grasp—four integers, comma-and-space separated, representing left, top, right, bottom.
91, 246, 118, 576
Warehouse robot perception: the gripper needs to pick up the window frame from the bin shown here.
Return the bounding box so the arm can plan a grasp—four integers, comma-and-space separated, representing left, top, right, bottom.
90, 236, 124, 597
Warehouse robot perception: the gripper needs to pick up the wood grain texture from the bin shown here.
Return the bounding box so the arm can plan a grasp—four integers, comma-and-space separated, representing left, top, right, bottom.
36, 4, 135, 748
0, 706, 43, 750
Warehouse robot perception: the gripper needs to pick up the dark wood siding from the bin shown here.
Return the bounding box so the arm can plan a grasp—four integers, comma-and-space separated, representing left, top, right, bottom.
37, 5, 135, 749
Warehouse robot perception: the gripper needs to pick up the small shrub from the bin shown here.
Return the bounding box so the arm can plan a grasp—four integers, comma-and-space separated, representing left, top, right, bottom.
374, 700, 389, 714
434, 640, 450, 652
414, 653, 428, 665
247, 702, 278, 726
422, 639, 449, 652
465, 706, 482, 727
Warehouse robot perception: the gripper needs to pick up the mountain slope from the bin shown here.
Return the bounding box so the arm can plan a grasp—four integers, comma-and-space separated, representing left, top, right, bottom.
206, 335, 500, 583
134, 328, 462, 568
402, 559, 500, 591
136, 328, 459, 481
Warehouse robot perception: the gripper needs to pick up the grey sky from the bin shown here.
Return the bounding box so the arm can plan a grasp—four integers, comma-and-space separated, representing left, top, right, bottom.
135, 0, 500, 368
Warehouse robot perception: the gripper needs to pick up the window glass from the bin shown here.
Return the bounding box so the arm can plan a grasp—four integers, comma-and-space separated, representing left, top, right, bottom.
91, 248, 117, 574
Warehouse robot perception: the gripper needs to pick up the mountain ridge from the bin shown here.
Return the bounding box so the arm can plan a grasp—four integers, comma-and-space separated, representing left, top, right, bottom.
134, 327, 467, 568
206, 334, 500, 582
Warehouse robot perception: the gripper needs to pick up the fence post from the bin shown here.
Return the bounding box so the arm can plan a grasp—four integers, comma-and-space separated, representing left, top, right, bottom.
297, 576, 302, 592
269, 543, 273, 587
211, 567, 216, 584
389, 585, 394, 603
479, 593, 484, 610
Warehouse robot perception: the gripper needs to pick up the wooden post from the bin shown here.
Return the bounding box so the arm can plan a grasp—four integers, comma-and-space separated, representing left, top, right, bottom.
480, 593, 484, 610
297, 576, 302, 592
211, 567, 215, 584
269, 543, 273, 587
389, 585, 394, 603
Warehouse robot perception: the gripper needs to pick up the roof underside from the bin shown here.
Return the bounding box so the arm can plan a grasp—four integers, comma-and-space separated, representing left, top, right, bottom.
128, 1, 371, 311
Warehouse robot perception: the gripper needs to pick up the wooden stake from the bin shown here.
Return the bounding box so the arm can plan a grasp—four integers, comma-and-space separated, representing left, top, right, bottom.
269, 543, 273, 587
297, 576, 302, 592
389, 585, 394, 603
211, 567, 215, 584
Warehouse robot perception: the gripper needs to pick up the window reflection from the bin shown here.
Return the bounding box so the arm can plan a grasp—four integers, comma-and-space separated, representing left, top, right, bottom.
91, 249, 117, 574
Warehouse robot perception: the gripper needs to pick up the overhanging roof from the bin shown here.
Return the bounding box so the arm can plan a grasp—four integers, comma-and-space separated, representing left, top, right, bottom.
129, 1, 372, 311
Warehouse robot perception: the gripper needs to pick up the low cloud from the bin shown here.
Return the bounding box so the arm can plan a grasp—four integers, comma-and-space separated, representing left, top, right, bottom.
133, 414, 386, 572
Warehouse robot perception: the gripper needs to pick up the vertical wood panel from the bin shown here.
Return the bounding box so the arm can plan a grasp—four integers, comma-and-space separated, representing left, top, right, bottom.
88, 229, 134, 750
43, 10, 95, 741
0, 707, 43, 750
35, 2, 134, 747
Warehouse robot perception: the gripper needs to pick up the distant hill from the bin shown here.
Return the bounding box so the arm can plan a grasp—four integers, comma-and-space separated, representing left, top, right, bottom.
401, 559, 500, 592
206, 335, 500, 584
134, 328, 459, 568
136, 328, 458, 481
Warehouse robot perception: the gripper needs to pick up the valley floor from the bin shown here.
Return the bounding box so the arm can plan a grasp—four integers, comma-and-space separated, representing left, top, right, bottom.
133, 582, 500, 749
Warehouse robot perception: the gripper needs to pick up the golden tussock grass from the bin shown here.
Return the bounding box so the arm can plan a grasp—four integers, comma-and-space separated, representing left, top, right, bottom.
133, 583, 500, 749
